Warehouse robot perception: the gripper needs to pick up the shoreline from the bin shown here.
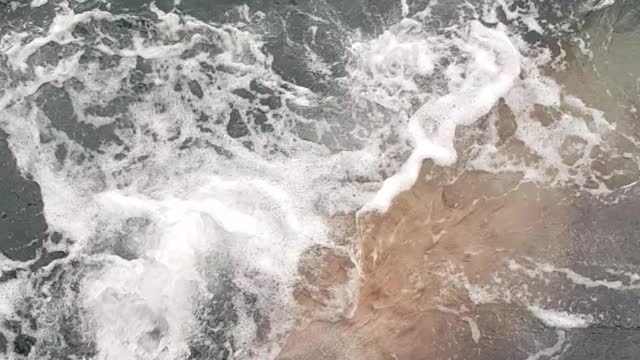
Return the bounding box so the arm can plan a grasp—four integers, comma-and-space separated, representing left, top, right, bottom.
280, 162, 640, 359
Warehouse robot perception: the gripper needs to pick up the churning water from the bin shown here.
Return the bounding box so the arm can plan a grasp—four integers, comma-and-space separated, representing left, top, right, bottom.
0, 0, 639, 359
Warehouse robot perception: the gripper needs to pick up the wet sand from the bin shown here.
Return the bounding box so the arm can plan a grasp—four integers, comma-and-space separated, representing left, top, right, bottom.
280, 132, 640, 359
281, 164, 569, 359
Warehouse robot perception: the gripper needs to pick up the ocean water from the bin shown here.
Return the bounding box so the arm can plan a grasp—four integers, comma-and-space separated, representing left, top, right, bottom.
0, 0, 639, 359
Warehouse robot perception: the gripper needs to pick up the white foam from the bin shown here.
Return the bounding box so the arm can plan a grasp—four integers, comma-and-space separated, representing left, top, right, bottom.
348, 18, 435, 111
401, 0, 409, 17
528, 305, 593, 329
461, 26, 614, 189
0, 275, 24, 320
526, 330, 567, 360
86, 183, 308, 358
509, 259, 640, 290
83, 256, 195, 359
461, 316, 481, 343
2, 6, 114, 71
363, 21, 521, 212
0, 5, 382, 358
30, 0, 48, 8
581, 0, 616, 12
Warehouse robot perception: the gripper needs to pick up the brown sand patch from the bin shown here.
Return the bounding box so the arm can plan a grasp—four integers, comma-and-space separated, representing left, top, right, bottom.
279, 163, 575, 360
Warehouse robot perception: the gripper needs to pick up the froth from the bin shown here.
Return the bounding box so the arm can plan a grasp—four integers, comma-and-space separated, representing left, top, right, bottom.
528, 306, 593, 329
364, 21, 521, 212
0, 4, 376, 358
0, 1, 632, 358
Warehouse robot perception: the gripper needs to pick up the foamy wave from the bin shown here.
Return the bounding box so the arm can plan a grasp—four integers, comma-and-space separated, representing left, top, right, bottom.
363, 21, 521, 212
0, 0, 633, 359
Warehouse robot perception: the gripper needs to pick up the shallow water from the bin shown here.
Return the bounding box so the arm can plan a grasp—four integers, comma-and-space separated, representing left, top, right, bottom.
0, 0, 639, 359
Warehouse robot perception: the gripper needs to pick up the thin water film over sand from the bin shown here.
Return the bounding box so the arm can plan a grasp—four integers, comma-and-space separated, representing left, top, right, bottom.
0, 0, 639, 359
